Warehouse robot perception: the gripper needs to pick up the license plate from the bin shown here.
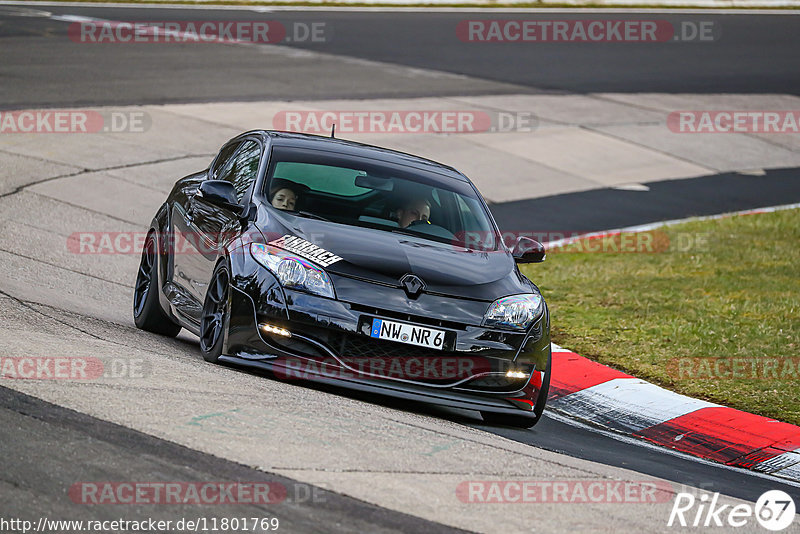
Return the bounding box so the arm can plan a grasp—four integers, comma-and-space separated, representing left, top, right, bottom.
369, 318, 445, 350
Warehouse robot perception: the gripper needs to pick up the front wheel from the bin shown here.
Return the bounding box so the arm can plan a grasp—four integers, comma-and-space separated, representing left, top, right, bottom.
199, 260, 230, 363
133, 233, 181, 337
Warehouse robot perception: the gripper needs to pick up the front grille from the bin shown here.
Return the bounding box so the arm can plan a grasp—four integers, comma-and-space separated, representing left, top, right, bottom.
324, 331, 528, 392
326, 331, 475, 385
329, 331, 450, 360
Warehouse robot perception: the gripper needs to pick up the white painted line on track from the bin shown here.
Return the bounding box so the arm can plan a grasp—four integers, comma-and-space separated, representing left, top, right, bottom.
46, 12, 477, 81
756, 451, 800, 474
1, 1, 799, 12
769, 461, 800, 484
0, 4, 50, 14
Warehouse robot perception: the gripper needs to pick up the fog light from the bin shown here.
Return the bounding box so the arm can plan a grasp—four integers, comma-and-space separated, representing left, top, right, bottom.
506, 370, 528, 379
260, 323, 292, 338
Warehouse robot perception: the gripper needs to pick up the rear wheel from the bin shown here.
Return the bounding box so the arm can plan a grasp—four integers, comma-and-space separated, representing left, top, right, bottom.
133, 233, 181, 337
200, 261, 230, 363
481, 353, 551, 429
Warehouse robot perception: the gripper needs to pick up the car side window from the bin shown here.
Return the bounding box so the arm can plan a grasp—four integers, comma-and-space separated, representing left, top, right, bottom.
210, 141, 242, 179
217, 140, 262, 202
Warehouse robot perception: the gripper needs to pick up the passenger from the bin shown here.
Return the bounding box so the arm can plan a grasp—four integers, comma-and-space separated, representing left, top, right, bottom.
270, 185, 297, 211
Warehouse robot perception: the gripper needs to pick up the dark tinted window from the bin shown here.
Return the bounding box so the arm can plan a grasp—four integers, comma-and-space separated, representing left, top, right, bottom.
210, 141, 241, 178
264, 147, 498, 250
218, 140, 261, 202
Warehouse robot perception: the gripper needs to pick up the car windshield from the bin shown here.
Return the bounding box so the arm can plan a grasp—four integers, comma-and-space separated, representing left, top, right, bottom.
263, 146, 499, 251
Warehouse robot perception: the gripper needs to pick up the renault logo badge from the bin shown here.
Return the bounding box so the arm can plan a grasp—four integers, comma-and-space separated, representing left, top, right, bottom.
400, 274, 425, 298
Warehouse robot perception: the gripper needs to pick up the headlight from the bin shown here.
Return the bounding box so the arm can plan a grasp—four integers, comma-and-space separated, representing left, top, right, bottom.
250, 243, 335, 299
483, 293, 543, 330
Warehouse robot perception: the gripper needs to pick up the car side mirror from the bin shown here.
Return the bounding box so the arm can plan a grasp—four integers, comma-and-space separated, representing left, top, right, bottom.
512, 236, 545, 263
198, 180, 244, 216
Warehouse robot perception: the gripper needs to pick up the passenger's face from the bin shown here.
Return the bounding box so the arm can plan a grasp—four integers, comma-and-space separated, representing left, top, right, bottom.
397, 201, 430, 228
271, 188, 296, 211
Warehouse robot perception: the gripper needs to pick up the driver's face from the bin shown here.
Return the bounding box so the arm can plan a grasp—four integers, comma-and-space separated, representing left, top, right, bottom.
397, 201, 430, 228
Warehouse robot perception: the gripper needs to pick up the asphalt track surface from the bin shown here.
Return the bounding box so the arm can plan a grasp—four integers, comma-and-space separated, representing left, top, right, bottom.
0, 386, 466, 533
2, 4, 800, 532
1, 7, 799, 110
489, 167, 800, 232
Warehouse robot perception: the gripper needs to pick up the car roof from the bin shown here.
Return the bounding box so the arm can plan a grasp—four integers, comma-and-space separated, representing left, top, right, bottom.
238, 130, 470, 183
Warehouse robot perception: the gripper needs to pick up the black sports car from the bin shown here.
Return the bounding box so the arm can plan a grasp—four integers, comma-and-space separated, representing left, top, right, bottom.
134, 131, 551, 427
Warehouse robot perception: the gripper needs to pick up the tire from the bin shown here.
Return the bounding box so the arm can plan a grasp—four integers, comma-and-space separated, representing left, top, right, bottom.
199, 260, 230, 363
133, 233, 181, 337
481, 353, 552, 429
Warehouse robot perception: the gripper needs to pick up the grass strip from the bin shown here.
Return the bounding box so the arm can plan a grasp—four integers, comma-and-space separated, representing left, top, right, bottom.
522, 208, 800, 425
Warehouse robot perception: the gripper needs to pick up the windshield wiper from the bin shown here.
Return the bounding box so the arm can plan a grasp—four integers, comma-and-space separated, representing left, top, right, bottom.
290, 210, 332, 222
389, 227, 420, 237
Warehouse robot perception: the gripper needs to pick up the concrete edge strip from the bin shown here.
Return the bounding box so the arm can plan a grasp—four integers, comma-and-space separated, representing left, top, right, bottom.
545, 204, 800, 483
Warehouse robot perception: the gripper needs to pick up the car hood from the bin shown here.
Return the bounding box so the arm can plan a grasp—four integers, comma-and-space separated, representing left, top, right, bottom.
255, 209, 531, 301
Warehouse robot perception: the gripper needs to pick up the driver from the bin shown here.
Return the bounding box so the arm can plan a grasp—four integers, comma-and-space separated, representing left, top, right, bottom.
396, 197, 431, 228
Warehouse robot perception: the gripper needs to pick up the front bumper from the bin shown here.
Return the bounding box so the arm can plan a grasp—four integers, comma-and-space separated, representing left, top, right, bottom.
223, 263, 550, 415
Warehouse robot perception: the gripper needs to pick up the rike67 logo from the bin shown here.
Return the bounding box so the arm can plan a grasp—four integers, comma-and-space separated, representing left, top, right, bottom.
669, 490, 796, 531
